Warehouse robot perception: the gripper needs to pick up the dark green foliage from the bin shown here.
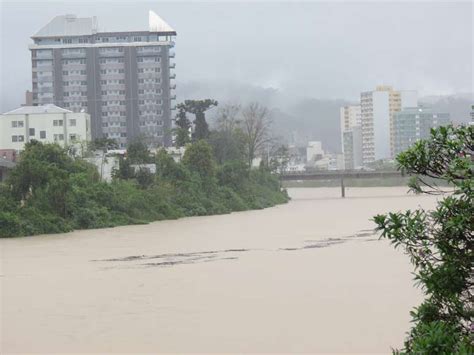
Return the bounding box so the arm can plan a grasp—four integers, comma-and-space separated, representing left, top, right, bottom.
182, 140, 216, 180
208, 129, 246, 164
0, 139, 288, 238
373, 125, 473, 353
174, 106, 191, 147
217, 160, 249, 190
135, 168, 154, 189
127, 139, 152, 164
113, 156, 135, 180
178, 99, 218, 141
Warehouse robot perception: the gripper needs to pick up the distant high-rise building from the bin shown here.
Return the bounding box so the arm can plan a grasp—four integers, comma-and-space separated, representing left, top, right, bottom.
340, 105, 361, 169
306, 141, 324, 164
360, 86, 417, 165
24, 90, 33, 106
29, 11, 176, 148
393, 106, 450, 156
342, 126, 363, 170
340, 105, 361, 133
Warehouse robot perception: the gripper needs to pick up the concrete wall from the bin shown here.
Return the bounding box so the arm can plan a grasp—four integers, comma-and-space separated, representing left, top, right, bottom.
0, 111, 91, 151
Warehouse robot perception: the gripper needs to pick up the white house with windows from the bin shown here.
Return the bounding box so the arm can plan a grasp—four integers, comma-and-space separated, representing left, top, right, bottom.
0, 104, 91, 151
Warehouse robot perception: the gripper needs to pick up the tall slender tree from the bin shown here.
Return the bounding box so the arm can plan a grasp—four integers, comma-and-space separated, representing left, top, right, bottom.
174, 105, 191, 147
180, 99, 218, 141
241, 102, 272, 168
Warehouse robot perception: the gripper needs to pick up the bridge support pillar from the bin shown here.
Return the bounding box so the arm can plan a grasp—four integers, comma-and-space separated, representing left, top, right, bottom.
341, 177, 345, 198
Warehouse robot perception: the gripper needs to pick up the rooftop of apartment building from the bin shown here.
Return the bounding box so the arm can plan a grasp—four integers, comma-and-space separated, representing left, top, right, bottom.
395, 106, 450, 115
32, 11, 176, 39
3, 104, 73, 115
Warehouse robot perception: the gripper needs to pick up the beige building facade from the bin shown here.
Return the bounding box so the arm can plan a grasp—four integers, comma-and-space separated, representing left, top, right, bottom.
0, 104, 91, 151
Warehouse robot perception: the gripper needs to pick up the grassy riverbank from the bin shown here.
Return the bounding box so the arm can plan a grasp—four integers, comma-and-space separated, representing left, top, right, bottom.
0, 141, 288, 238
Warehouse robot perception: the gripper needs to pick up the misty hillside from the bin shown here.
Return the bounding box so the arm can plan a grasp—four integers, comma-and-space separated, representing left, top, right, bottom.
177, 80, 472, 154
420, 93, 472, 124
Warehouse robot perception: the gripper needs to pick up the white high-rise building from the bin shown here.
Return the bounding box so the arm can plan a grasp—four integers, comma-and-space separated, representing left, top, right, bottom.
340, 105, 362, 169
360, 86, 417, 165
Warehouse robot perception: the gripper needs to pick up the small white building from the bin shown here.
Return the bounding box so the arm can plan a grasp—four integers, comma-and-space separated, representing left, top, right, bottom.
306, 141, 324, 163
0, 104, 91, 151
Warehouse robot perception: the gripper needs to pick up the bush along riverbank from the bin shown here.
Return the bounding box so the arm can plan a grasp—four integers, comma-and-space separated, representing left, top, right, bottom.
0, 140, 289, 237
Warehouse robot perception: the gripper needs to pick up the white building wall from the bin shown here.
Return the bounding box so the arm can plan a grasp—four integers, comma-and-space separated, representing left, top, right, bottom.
0, 110, 91, 151
306, 141, 324, 162
372, 91, 390, 160
340, 105, 361, 153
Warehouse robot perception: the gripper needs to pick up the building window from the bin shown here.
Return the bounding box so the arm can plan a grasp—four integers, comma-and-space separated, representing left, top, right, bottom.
11, 120, 24, 128
53, 119, 64, 126
11, 135, 18, 142
69, 119, 76, 126
69, 134, 77, 141
40, 131, 46, 139
29, 128, 35, 136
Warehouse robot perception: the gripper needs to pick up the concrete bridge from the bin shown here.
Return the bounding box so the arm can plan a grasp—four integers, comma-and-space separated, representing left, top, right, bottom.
280, 170, 405, 197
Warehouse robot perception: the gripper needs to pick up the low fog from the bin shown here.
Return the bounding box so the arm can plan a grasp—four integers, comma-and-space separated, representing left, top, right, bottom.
1, 1, 472, 151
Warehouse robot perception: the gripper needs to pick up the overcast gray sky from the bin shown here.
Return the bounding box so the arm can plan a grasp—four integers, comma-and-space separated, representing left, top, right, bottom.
0, 0, 472, 111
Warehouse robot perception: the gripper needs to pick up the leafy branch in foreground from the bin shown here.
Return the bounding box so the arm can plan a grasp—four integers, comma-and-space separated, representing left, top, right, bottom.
374, 125, 473, 354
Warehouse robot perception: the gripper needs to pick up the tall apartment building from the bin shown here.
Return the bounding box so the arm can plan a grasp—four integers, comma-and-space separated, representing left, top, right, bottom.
360, 86, 417, 165
29, 11, 176, 148
393, 106, 450, 156
340, 105, 362, 169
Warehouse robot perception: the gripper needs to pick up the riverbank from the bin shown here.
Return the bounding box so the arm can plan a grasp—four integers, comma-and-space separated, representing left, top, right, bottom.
0, 141, 289, 238
0, 187, 439, 353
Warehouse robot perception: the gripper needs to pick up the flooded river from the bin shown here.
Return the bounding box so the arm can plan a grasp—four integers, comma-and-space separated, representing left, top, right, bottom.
1, 187, 439, 354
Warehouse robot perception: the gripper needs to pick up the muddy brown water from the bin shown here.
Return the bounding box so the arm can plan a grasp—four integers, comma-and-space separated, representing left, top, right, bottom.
0, 187, 440, 354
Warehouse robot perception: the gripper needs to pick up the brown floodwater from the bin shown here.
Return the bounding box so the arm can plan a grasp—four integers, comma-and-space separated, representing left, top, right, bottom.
0, 187, 439, 354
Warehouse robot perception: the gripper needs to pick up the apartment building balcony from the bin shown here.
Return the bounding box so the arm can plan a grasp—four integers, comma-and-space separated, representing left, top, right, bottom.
62, 52, 86, 59
137, 47, 162, 55
170, 84, 176, 90
169, 73, 176, 79
169, 51, 175, 58
169, 63, 176, 69
33, 53, 53, 60
170, 95, 176, 100
99, 52, 123, 58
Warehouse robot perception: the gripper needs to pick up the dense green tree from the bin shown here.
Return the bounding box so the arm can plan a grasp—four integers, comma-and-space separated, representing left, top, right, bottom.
179, 99, 218, 141
113, 156, 135, 180
135, 168, 155, 189
217, 160, 249, 190
374, 125, 473, 353
174, 106, 192, 147
182, 140, 216, 181
127, 139, 152, 164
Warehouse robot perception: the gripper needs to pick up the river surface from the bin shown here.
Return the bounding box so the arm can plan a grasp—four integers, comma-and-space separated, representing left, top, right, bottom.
1, 187, 439, 354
